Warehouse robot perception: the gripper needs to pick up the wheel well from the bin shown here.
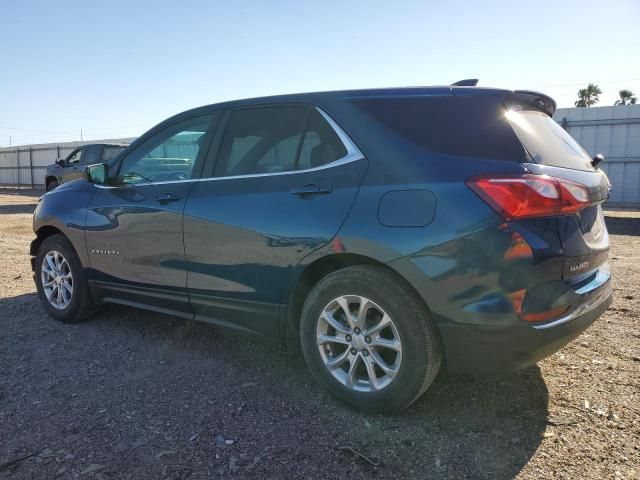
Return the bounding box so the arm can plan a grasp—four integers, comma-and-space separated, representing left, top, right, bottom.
30, 225, 64, 257
285, 253, 426, 351
45, 176, 58, 186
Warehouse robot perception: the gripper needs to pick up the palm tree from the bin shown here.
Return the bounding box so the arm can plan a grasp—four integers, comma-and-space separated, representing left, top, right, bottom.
575, 83, 602, 107
614, 89, 637, 105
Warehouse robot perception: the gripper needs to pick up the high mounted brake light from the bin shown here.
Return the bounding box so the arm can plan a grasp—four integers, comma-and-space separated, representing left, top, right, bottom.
467, 174, 590, 221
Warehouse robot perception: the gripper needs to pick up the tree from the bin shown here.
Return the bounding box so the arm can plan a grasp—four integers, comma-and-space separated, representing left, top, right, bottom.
575, 83, 602, 107
614, 89, 637, 105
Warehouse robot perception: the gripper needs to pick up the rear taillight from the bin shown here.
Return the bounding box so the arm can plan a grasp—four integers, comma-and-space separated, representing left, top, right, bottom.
466, 174, 590, 220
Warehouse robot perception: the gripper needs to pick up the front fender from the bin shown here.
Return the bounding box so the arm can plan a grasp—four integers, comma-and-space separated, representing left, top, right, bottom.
32, 181, 95, 267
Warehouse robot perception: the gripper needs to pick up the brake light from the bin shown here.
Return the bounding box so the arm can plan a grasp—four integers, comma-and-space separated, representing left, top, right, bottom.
467, 174, 590, 220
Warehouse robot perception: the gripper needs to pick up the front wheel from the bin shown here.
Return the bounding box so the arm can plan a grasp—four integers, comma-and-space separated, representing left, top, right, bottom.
35, 234, 95, 323
300, 265, 441, 413
46, 179, 59, 191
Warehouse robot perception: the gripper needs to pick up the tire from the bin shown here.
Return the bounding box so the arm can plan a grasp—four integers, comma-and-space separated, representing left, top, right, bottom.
46, 179, 59, 191
34, 234, 95, 323
300, 265, 441, 413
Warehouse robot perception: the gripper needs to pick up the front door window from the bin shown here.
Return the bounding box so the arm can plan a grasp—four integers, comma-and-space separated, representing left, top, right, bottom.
113, 115, 214, 185
66, 148, 84, 165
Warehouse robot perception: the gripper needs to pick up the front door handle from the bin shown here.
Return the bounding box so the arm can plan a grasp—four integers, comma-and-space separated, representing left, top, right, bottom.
155, 192, 182, 204
291, 184, 333, 197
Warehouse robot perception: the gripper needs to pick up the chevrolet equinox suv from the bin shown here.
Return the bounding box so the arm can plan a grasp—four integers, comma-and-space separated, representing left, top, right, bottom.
31, 84, 612, 412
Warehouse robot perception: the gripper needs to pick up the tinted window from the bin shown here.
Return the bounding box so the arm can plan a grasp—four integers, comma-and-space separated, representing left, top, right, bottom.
505, 109, 594, 171
114, 115, 213, 185
66, 148, 84, 165
214, 107, 308, 177
352, 96, 527, 161
83, 145, 101, 164
213, 106, 348, 177
297, 109, 347, 169
102, 146, 126, 162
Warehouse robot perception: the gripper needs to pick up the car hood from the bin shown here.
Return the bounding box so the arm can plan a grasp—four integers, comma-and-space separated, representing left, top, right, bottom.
44, 178, 92, 195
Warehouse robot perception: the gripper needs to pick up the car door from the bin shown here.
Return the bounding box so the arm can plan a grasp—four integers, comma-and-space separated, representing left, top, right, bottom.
84, 113, 218, 315
62, 147, 85, 183
183, 105, 368, 336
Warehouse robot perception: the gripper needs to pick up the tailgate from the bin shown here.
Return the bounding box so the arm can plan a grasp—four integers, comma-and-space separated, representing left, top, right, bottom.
525, 162, 610, 279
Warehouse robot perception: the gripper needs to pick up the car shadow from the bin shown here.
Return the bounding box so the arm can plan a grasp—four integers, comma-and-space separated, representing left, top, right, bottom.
1, 293, 547, 479
605, 214, 640, 236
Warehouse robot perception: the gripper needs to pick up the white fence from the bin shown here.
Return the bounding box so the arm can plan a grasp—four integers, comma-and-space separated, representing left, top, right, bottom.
0, 138, 135, 187
553, 104, 640, 208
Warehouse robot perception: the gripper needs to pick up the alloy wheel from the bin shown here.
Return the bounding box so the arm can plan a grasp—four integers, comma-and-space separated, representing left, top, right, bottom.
41, 250, 73, 310
316, 295, 402, 392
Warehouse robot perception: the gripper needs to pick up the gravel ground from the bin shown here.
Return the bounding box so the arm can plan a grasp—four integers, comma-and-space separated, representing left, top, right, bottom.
0, 189, 638, 480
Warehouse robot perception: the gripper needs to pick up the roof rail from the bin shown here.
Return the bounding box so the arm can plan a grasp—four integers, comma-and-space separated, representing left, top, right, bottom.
452, 79, 479, 87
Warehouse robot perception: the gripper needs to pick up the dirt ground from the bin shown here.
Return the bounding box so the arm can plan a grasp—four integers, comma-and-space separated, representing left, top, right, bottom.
0, 189, 638, 480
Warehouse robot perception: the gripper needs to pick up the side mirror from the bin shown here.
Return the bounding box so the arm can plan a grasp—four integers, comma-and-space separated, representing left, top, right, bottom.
84, 163, 107, 185
592, 154, 604, 168
56, 159, 65, 167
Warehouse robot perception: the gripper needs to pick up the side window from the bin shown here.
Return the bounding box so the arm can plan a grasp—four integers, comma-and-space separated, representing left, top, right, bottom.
102, 146, 126, 162
214, 106, 309, 177
83, 146, 101, 165
213, 106, 349, 177
113, 115, 213, 185
66, 148, 84, 165
296, 109, 347, 170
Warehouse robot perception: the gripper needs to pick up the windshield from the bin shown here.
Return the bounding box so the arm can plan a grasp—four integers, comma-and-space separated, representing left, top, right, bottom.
505, 109, 594, 171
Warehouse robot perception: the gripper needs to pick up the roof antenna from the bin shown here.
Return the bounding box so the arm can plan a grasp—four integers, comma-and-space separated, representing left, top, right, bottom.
452, 79, 479, 87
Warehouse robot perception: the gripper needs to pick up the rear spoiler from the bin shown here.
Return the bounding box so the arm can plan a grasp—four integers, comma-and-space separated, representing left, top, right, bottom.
508, 90, 557, 117
450, 80, 556, 117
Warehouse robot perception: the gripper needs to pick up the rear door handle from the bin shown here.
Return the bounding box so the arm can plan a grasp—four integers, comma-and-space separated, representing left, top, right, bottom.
291, 183, 333, 197
155, 192, 182, 203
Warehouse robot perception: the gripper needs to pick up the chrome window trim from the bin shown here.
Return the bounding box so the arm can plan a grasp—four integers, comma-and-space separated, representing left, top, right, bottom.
95, 107, 363, 189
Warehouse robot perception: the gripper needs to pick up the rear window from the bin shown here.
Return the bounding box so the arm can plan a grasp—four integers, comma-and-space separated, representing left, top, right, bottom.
505, 109, 594, 171
351, 95, 527, 162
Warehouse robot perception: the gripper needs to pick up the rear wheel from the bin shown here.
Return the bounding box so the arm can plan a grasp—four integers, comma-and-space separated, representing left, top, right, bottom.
35, 234, 95, 323
300, 265, 441, 412
46, 179, 58, 191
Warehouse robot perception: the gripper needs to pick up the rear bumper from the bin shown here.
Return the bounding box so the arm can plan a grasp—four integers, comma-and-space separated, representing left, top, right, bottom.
439, 282, 612, 373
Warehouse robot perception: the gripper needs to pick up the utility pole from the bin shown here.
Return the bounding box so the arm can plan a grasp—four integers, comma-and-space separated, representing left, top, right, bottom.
9, 136, 11, 147
80, 129, 83, 141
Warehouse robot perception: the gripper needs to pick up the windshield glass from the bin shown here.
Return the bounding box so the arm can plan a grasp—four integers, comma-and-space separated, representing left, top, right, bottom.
505, 109, 594, 171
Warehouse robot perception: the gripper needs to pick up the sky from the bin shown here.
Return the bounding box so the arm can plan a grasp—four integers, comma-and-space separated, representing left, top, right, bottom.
1, 0, 639, 147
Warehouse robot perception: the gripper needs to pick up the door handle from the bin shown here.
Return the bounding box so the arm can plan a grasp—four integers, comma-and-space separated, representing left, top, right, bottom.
291, 184, 333, 197
154, 192, 182, 203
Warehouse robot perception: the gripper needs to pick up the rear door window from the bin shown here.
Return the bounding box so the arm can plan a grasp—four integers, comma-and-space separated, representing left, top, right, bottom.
102, 146, 126, 162
297, 109, 347, 169
213, 105, 349, 177
83, 145, 101, 164
505, 109, 594, 171
214, 106, 308, 176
